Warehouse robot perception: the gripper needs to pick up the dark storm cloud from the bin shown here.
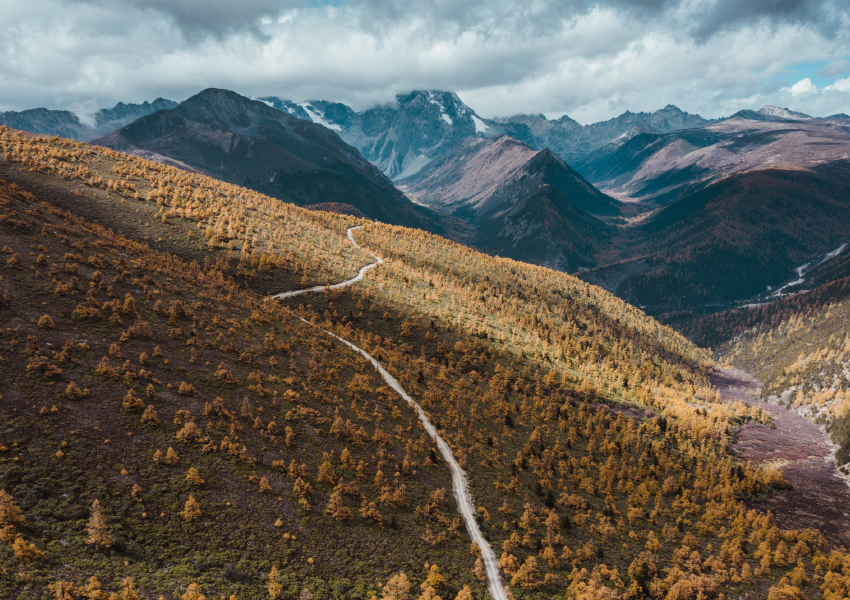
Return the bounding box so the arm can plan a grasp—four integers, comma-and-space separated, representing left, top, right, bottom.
694, 0, 837, 39
61, 0, 841, 44
69, 0, 298, 38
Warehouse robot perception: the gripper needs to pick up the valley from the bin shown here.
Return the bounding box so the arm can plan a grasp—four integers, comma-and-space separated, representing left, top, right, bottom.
3, 127, 849, 600
713, 369, 850, 549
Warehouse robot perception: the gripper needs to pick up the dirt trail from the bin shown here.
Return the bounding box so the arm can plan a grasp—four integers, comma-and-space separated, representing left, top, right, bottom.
713, 368, 850, 548
269, 225, 509, 600
267, 226, 383, 300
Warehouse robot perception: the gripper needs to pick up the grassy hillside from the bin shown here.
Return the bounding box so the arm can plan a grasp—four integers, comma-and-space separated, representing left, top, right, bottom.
1, 126, 849, 600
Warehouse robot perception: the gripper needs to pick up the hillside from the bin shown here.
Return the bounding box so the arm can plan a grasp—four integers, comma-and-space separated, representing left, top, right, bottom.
93, 89, 447, 233
1, 127, 849, 600
580, 167, 850, 321
399, 136, 619, 271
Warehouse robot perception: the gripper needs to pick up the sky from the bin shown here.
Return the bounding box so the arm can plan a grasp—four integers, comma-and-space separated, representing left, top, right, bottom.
1, 0, 849, 124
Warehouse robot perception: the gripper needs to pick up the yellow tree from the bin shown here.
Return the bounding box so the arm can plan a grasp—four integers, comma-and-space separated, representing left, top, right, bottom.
85, 500, 111, 548
181, 496, 202, 521
182, 583, 207, 600
326, 491, 352, 521
267, 566, 283, 599
382, 572, 411, 600
0, 490, 26, 542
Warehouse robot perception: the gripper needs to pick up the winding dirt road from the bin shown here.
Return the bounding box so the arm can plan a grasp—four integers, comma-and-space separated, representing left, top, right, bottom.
713, 368, 850, 548
268, 226, 384, 300
270, 225, 508, 600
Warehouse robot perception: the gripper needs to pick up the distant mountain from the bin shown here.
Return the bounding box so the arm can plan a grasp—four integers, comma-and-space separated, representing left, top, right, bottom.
494, 104, 714, 163
259, 90, 534, 180
258, 93, 714, 179
398, 135, 618, 271
0, 98, 177, 141
93, 88, 448, 231
573, 110, 850, 204
580, 165, 850, 320
726, 105, 812, 122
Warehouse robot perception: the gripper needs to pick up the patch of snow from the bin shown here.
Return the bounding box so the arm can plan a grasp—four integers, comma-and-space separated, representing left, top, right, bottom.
771, 241, 848, 297
820, 242, 848, 265
393, 154, 432, 180
471, 115, 489, 134
259, 100, 275, 108
427, 91, 453, 126
297, 103, 342, 131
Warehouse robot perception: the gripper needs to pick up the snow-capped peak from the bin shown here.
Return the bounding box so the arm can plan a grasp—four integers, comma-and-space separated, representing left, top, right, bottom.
757, 105, 811, 120
298, 103, 342, 131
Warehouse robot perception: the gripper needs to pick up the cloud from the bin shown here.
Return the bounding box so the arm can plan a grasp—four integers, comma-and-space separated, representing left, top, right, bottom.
824, 77, 850, 92
693, 0, 839, 39
790, 77, 818, 95
0, 0, 849, 124
819, 58, 850, 76
68, 0, 299, 39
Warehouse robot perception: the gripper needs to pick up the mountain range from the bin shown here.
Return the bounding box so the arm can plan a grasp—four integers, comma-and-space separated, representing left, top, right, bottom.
0, 98, 177, 141
6, 89, 850, 325
257, 92, 714, 180
573, 107, 850, 205
92, 89, 447, 232
3, 83, 850, 600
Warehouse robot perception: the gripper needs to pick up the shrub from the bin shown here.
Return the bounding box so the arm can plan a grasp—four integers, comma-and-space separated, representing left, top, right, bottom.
65, 381, 90, 400
37, 315, 55, 329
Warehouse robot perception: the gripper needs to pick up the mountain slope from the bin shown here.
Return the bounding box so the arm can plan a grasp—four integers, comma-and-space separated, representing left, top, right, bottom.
0, 98, 177, 141
574, 111, 850, 204
398, 136, 619, 271
4, 127, 847, 600
93, 88, 447, 231
580, 166, 850, 320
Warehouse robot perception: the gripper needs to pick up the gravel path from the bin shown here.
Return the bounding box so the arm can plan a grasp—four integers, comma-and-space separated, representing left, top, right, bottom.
270, 225, 508, 600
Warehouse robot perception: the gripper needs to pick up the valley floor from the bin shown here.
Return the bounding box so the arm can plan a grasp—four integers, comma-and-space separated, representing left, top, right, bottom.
713, 368, 850, 548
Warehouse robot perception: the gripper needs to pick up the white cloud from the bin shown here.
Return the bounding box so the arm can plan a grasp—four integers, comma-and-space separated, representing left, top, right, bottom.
790, 77, 818, 95
825, 77, 850, 92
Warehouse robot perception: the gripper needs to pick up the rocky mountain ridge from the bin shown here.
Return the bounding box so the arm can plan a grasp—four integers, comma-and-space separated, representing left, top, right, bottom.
0, 98, 177, 141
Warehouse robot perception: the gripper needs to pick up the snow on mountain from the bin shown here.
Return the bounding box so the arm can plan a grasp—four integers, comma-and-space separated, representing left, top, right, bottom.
471, 115, 489, 134
298, 103, 342, 131
757, 105, 812, 120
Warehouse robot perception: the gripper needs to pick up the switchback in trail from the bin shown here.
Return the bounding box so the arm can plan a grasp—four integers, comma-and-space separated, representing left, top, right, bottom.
269, 225, 508, 600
